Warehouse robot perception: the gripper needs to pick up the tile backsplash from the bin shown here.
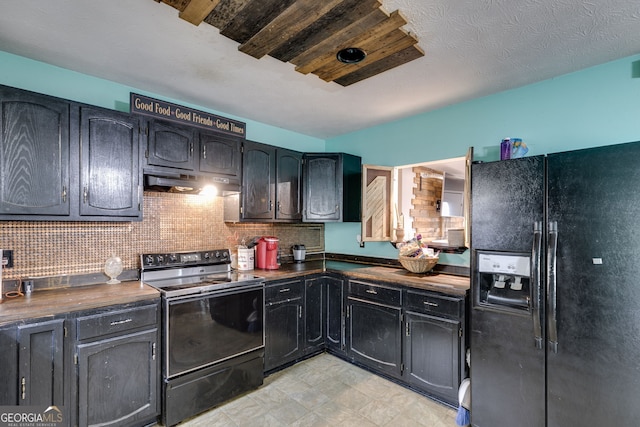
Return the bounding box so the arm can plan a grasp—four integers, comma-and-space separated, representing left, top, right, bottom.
0, 192, 324, 281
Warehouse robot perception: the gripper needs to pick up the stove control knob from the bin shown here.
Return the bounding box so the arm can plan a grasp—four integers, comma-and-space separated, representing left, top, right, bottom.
203, 252, 211, 260
215, 251, 221, 259
144, 255, 154, 265
168, 254, 177, 263
156, 255, 164, 264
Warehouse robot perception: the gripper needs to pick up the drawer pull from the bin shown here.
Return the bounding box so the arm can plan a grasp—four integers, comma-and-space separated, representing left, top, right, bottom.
110, 318, 133, 326
365, 289, 378, 295
278, 288, 291, 293
424, 301, 439, 307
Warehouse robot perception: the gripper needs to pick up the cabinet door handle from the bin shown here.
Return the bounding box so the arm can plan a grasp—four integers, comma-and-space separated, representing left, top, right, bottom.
366, 289, 378, 295
21, 377, 26, 400
202, 145, 207, 159
299, 305, 303, 318
152, 342, 156, 360
423, 301, 439, 307
335, 205, 339, 212
406, 321, 410, 336
83, 187, 88, 204
190, 142, 194, 156
62, 186, 67, 203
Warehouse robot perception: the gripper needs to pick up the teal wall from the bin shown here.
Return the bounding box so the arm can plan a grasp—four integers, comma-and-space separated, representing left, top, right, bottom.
325, 54, 640, 265
0, 51, 325, 152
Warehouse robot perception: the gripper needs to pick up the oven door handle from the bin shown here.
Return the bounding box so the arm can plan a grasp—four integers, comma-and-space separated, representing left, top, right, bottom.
166, 281, 265, 301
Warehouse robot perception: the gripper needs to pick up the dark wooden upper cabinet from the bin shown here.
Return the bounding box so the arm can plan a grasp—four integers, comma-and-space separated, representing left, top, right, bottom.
304, 154, 341, 221
146, 119, 196, 172
242, 140, 276, 220
276, 148, 302, 220
199, 131, 241, 179
303, 153, 361, 222
79, 107, 141, 218
0, 87, 70, 216
239, 141, 303, 222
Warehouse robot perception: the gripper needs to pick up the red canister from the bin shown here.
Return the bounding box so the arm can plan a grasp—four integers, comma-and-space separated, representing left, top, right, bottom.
256, 236, 279, 269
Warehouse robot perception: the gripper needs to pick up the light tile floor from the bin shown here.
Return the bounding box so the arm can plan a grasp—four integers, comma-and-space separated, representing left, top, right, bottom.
178, 353, 457, 426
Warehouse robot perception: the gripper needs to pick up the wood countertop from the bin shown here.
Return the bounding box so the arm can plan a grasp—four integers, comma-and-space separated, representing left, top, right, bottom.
0, 260, 468, 326
0, 280, 160, 326
251, 261, 325, 281
251, 260, 469, 297
342, 266, 469, 296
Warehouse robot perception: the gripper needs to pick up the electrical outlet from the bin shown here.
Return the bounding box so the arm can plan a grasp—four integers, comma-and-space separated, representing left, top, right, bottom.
2, 250, 14, 268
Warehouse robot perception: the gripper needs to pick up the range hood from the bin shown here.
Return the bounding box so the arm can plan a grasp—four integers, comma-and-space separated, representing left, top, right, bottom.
145, 174, 241, 195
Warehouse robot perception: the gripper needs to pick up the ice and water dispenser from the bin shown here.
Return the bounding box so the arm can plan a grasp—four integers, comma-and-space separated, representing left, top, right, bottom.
476, 251, 531, 311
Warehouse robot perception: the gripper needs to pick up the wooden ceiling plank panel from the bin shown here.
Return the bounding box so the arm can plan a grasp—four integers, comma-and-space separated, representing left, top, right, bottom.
179, 0, 222, 25
314, 29, 417, 82
315, 29, 415, 81
270, 0, 380, 62
157, 0, 422, 85
294, 10, 407, 75
204, 0, 251, 29
335, 44, 424, 86
323, 32, 416, 81
292, 8, 390, 73
239, 0, 347, 59
161, 0, 190, 12
219, 0, 296, 44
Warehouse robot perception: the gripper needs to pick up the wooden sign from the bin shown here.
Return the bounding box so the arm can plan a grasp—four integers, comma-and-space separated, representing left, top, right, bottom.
130, 93, 245, 137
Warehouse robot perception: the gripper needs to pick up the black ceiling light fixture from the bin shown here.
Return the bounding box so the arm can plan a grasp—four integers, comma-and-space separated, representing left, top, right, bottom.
336, 47, 367, 64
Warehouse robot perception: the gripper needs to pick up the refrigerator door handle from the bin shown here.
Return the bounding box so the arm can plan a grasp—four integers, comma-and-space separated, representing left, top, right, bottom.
547, 221, 559, 353
532, 221, 543, 349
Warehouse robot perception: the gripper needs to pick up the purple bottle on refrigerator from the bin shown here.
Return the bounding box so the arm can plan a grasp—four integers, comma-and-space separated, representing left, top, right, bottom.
500, 138, 512, 160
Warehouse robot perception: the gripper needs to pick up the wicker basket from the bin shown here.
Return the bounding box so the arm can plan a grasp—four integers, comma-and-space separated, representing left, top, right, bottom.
399, 255, 438, 273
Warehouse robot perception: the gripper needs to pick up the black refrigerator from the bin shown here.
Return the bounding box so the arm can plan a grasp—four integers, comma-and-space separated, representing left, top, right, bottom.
470, 141, 640, 427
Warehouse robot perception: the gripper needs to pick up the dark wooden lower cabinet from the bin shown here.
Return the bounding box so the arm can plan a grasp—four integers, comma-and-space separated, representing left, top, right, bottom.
18, 319, 66, 406
73, 302, 160, 427
264, 279, 304, 372
265, 275, 337, 372
304, 277, 325, 352
325, 275, 345, 354
347, 297, 403, 379
404, 311, 462, 405
264, 299, 303, 371
76, 329, 158, 427
2, 300, 161, 427
0, 325, 17, 405
0, 318, 67, 413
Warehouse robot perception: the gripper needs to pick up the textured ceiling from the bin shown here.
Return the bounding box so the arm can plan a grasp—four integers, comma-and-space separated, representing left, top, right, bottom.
0, 1, 639, 139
